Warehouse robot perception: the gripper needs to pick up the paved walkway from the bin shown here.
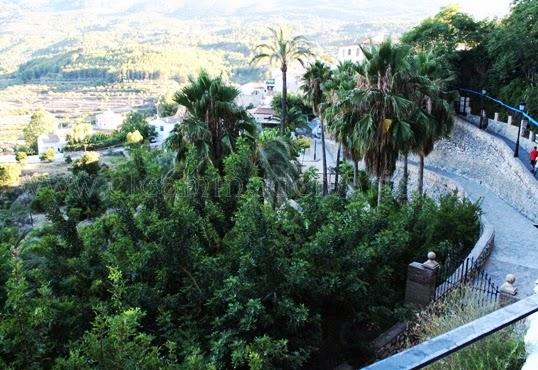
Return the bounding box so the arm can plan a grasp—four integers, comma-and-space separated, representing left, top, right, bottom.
423, 164, 538, 297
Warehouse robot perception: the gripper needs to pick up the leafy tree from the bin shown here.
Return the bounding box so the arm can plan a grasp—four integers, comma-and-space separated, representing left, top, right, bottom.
120, 112, 156, 142
486, 0, 538, 114
72, 151, 101, 175
271, 93, 311, 117
401, 5, 485, 53
252, 27, 313, 132
158, 94, 179, 117
68, 120, 93, 151
15, 151, 27, 164
0, 164, 22, 187
23, 110, 57, 153
40, 147, 56, 162
0, 259, 55, 369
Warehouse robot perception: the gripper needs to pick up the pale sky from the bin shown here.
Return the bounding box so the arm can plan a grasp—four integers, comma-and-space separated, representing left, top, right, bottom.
451, 0, 511, 19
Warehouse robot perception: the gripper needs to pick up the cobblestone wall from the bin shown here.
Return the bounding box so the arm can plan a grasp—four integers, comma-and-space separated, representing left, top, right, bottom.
425, 118, 538, 223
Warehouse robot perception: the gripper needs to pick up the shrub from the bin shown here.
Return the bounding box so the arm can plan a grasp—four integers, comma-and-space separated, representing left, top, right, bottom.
410, 286, 525, 369
126, 130, 143, 145
296, 136, 311, 151
15, 151, 27, 164
0, 163, 22, 187
39, 148, 56, 162
72, 152, 101, 175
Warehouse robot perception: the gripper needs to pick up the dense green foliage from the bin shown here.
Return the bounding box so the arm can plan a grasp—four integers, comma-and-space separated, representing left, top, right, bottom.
0, 71, 482, 368
0, 164, 22, 187
0, 145, 480, 368
403, 2, 538, 116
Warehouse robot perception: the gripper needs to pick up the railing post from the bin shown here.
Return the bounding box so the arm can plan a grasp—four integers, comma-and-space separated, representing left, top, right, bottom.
494, 112, 499, 122
499, 273, 518, 307
508, 115, 513, 126
405, 252, 439, 307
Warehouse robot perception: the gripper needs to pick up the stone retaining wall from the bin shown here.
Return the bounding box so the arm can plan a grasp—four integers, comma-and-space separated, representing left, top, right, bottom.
467, 114, 537, 154
426, 118, 538, 223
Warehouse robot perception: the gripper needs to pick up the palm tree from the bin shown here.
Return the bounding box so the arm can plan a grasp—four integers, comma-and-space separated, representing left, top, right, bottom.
409, 50, 455, 195
323, 61, 362, 189
252, 27, 313, 132
350, 40, 415, 205
252, 129, 300, 206
167, 71, 256, 172
302, 61, 332, 195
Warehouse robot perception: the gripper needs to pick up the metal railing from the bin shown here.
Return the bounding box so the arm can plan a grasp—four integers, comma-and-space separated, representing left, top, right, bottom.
363, 294, 538, 370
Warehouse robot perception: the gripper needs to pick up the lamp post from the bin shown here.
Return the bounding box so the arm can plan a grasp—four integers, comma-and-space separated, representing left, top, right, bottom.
514, 101, 526, 158
479, 89, 487, 129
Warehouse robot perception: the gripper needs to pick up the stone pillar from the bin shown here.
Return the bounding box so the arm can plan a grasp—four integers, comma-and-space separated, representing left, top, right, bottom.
494, 112, 499, 122
465, 97, 471, 114
508, 115, 513, 126
405, 252, 439, 307
499, 273, 518, 307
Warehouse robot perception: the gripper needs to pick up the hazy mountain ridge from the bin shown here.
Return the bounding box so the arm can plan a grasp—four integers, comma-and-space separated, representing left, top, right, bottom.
2, 0, 448, 20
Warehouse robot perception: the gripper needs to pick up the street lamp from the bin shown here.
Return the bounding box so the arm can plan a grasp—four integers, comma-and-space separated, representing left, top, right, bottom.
479, 89, 487, 129
514, 101, 526, 157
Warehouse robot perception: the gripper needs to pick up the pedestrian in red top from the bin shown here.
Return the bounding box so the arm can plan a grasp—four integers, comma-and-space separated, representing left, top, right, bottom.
530, 146, 538, 174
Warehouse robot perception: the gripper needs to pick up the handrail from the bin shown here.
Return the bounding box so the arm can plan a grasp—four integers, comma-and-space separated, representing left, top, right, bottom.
459, 88, 538, 128
362, 294, 538, 370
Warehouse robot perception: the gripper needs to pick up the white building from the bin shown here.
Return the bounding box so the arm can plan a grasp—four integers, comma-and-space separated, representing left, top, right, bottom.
236, 80, 277, 108
37, 132, 66, 155
248, 105, 280, 129
236, 82, 266, 108
95, 110, 124, 131
336, 45, 366, 64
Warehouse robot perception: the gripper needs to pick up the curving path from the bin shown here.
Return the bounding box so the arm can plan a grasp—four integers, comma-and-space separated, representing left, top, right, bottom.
422, 164, 538, 297
306, 117, 538, 297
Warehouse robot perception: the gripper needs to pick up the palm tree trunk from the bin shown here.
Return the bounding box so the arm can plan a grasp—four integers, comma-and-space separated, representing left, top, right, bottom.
334, 144, 341, 192
418, 154, 425, 195
281, 65, 287, 133
320, 117, 328, 196
377, 176, 383, 206
399, 152, 409, 202
353, 160, 358, 188
273, 182, 279, 209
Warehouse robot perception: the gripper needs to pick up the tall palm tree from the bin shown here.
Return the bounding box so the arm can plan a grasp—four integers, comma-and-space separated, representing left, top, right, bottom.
167, 71, 256, 172
323, 61, 362, 189
409, 50, 455, 195
351, 40, 415, 205
252, 27, 313, 132
302, 61, 332, 195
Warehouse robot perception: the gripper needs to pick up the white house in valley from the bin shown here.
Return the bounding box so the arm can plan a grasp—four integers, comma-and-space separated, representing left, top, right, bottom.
336, 45, 366, 64
149, 108, 185, 145
95, 110, 124, 131
37, 132, 66, 155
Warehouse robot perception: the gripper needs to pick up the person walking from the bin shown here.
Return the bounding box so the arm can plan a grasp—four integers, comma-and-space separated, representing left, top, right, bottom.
530, 146, 538, 175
